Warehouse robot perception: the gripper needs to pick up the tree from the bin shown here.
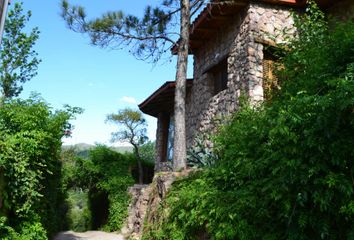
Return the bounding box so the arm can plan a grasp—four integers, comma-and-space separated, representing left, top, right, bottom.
61, 0, 206, 170
0, 2, 40, 99
106, 108, 148, 184
140, 141, 156, 164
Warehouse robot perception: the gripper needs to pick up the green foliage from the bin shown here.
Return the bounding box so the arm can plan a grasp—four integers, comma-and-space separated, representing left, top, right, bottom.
0, 217, 47, 240
142, 4, 354, 240
187, 134, 218, 168
61, 145, 135, 232
140, 141, 156, 164
0, 96, 81, 239
65, 190, 92, 232
0, 2, 40, 99
106, 108, 147, 145
88, 145, 134, 231
60, 148, 94, 231
106, 108, 148, 184
61, 0, 176, 62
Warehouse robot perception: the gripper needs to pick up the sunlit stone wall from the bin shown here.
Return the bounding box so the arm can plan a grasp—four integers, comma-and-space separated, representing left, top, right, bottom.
186, 2, 295, 146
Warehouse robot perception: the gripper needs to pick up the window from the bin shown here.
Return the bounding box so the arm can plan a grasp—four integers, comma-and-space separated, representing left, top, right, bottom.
210, 58, 228, 95
263, 50, 280, 100
166, 115, 174, 162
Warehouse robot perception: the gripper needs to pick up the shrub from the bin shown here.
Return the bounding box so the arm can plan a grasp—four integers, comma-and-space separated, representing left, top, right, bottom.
61, 145, 149, 232
0, 217, 47, 240
65, 190, 92, 232
0, 96, 81, 238
92, 148, 134, 230
187, 134, 218, 168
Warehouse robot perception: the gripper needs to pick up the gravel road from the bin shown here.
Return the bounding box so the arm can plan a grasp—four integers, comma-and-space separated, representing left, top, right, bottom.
53, 231, 124, 240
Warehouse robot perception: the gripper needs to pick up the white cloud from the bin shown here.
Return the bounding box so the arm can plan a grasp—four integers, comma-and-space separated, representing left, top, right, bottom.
120, 96, 137, 104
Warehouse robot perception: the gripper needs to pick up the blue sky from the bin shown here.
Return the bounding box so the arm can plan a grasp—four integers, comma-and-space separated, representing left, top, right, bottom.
14, 0, 192, 146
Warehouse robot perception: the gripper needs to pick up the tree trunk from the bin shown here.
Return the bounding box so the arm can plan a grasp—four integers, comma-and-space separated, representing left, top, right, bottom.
133, 144, 144, 184
173, 0, 190, 171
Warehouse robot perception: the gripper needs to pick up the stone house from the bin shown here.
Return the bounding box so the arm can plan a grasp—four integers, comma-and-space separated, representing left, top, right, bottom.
139, 0, 353, 172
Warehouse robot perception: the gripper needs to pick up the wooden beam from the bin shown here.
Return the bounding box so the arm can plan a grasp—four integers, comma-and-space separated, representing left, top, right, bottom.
189, 39, 205, 46
260, 0, 305, 6
209, 1, 248, 7
206, 15, 230, 21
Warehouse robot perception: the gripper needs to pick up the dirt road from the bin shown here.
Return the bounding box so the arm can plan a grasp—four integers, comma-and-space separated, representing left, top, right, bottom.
53, 231, 124, 240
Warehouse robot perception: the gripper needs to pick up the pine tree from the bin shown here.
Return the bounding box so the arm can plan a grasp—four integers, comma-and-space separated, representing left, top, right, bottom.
61, 0, 206, 170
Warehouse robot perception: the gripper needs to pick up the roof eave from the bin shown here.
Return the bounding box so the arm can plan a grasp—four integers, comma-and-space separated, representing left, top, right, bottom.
139, 79, 193, 118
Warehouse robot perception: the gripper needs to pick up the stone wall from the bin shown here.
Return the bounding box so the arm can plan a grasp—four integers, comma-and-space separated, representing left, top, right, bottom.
123, 171, 193, 239
186, 2, 295, 146
121, 184, 150, 239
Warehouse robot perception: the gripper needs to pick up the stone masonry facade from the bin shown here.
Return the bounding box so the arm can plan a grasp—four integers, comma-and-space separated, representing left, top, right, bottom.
140, 0, 352, 172
186, 2, 296, 146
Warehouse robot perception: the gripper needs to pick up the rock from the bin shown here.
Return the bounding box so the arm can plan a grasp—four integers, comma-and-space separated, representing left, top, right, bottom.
122, 171, 194, 240
121, 184, 150, 240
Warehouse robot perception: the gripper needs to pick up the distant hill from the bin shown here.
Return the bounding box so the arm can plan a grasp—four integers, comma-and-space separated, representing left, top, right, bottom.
111, 146, 134, 153
62, 143, 133, 159
62, 143, 94, 151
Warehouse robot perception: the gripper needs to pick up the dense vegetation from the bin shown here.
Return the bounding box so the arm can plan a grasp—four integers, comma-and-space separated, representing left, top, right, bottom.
0, 2, 156, 239
142, 4, 354, 240
62, 143, 154, 232
0, 101, 155, 239
0, 96, 81, 239
0, 3, 86, 239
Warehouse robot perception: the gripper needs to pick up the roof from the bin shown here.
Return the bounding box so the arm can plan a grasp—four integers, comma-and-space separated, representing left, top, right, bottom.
172, 0, 341, 54
139, 79, 193, 118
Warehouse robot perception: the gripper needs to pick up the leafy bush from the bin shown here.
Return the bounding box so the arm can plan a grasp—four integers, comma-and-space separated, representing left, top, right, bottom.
139, 141, 156, 164
0, 96, 81, 238
61, 145, 135, 231
0, 217, 47, 240
88, 146, 135, 231
143, 4, 354, 240
187, 134, 218, 168
65, 190, 92, 232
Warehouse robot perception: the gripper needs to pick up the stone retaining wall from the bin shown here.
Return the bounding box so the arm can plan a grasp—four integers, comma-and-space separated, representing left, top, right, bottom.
123, 171, 193, 239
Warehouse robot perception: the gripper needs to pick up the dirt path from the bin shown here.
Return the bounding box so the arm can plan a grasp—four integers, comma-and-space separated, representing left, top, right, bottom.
53, 231, 124, 240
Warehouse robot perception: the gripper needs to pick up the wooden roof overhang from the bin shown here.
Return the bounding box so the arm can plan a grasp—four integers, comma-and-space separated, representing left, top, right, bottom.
171, 0, 338, 54
139, 79, 193, 118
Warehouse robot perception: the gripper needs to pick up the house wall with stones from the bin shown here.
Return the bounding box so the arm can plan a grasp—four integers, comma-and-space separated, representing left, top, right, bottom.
186, 2, 295, 146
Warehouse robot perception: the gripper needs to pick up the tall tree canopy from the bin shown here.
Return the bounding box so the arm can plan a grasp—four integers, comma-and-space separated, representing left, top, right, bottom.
61, 0, 205, 62
61, 0, 207, 170
0, 2, 40, 99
